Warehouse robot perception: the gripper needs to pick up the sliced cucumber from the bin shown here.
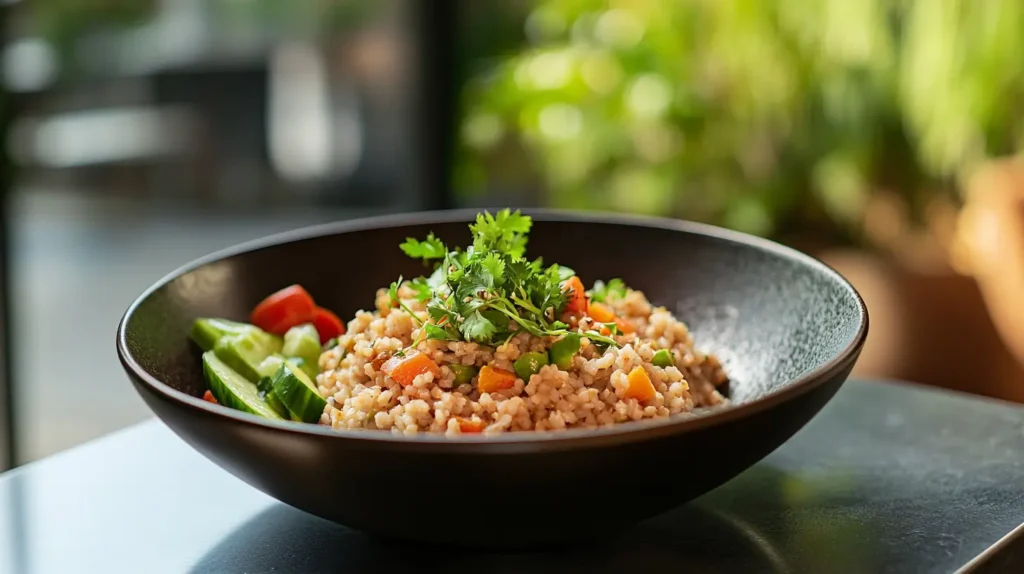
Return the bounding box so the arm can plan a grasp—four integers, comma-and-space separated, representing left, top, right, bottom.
255, 354, 297, 419
272, 359, 327, 423
282, 323, 321, 366
287, 356, 319, 380
257, 354, 285, 379
264, 351, 318, 381
189, 318, 254, 352
257, 372, 291, 419
213, 329, 283, 382
202, 351, 282, 419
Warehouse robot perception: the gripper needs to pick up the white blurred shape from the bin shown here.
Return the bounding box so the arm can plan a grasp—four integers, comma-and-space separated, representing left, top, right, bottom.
268, 42, 360, 185
2, 37, 57, 92
11, 107, 194, 168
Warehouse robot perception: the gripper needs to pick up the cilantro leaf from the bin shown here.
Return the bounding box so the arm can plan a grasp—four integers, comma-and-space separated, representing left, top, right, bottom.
462, 311, 497, 342
470, 209, 532, 259
400, 233, 446, 261
479, 252, 506, 286
590, 278, 627, 303
388, 276, 402, 306
424, 323, 453, 341
409, 278, 432, 302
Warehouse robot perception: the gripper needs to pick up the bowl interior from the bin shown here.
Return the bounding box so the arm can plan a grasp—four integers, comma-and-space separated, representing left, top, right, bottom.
122, 212, 865, 414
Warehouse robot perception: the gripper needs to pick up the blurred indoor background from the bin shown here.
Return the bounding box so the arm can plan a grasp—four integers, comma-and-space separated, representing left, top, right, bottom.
3, 0, 1024, 467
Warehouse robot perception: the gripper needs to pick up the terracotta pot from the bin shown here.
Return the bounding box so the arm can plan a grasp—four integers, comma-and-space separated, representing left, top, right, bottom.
816, 249, 1024, 403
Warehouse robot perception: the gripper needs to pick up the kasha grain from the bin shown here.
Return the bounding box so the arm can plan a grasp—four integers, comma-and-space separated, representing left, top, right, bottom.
317, 284, 727, 436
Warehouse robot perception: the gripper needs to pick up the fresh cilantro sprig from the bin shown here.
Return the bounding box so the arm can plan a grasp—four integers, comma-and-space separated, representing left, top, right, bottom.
589, 278, 627, 303
388, 209, 624, 349
400, 233, 446, 262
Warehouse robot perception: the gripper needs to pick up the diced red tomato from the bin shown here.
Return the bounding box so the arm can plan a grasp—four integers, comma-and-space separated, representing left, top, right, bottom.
562, 276, 588, 316
202, 390, 218, 404
250, 285, 316, 335
312, 306, 345, 343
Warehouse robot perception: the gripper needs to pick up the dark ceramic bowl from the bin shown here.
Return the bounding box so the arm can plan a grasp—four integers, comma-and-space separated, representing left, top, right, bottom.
117, 209, 867, 548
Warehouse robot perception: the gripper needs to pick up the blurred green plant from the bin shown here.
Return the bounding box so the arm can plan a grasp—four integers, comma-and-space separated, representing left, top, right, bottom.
457, 0, 1024, 250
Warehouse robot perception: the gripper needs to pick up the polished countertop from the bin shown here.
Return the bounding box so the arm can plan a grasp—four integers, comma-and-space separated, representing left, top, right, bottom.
1, 379, 1023, 573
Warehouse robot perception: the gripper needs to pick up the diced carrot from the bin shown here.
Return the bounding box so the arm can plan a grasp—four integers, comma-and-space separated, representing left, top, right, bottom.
624, 366, 656, 401
202, 390, 218, 404
615, 317, 636, 334
562, 276, 588, 316
381, 352, 441, 387
455, 416, 484, 433
599, 326, 612, 336
588, 301, 616, 323
478, 365, 517, 393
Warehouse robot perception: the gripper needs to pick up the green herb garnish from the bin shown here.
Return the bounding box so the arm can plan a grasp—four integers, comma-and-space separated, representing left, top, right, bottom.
391, 209, 619, 348
589, 278, 627, 303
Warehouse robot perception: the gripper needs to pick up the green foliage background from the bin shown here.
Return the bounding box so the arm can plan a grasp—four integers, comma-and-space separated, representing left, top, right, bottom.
456, 0, 1024, 247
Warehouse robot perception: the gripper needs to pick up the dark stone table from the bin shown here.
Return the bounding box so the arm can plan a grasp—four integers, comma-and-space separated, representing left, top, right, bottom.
1, 380, 1022, 573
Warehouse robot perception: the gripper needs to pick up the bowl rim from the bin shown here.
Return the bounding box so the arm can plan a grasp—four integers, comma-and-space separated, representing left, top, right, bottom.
116, 208, 868, 453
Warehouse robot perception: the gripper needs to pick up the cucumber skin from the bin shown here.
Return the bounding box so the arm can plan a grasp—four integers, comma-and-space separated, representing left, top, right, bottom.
272, 360, 327, 423
202, 352, 282, 419
257, 375, 291, 419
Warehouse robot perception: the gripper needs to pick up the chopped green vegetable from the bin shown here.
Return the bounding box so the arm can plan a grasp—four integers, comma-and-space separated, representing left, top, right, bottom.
322, 337, 339, 351
257, 354, 285, 379
549, 333, 581, 369
449, 363, 478, 386
271, 359, 327, 423
652, 349, 674, 368
257, 374, 291, 419
514, 351, 549, 381
589, 278, 627, 303
202, 351, 282, 419
282, 323, 321, 366
189, 318, 255, 352
286, 356, 319, 380
213, 328, 283, 383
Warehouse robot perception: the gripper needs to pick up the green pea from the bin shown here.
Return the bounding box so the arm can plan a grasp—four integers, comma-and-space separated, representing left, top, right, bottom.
449, 363, 478, 386
514, 351, 549, 381
652, 349, 674, 368
549, 333, 581, 370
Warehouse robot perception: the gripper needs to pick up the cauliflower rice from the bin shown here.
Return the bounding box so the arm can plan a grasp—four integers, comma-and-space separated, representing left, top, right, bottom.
317, 282, 728, 436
